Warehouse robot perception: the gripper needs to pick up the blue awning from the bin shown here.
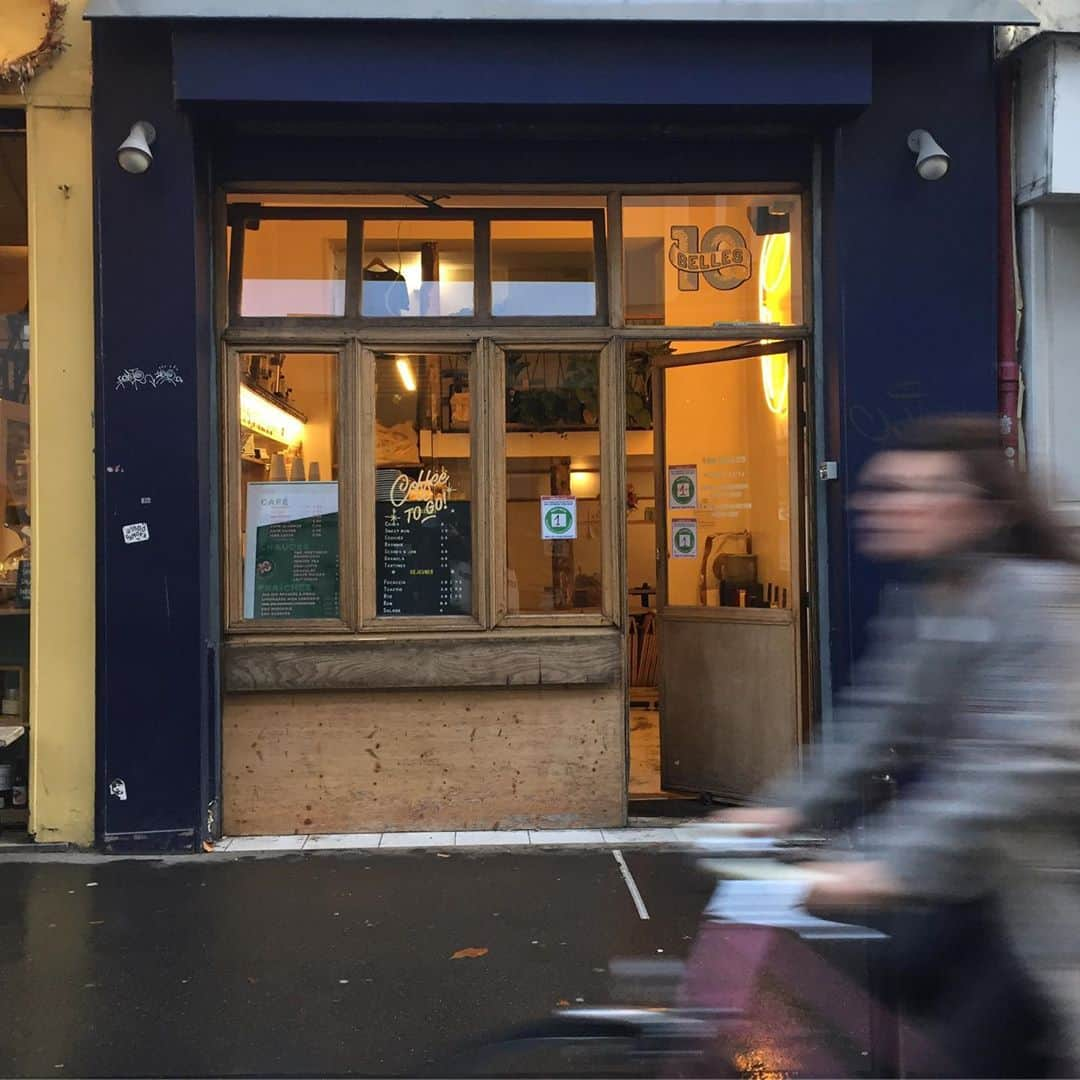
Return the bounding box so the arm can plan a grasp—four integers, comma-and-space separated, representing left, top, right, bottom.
170, 21, 872, 106
85, 0, 1037, 23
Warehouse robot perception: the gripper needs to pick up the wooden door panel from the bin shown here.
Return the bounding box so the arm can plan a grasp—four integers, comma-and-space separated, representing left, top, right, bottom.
660, 612, 798, 800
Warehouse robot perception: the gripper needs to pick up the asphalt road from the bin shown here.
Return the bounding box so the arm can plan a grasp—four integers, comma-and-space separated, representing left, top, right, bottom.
0, 848, 723, 1078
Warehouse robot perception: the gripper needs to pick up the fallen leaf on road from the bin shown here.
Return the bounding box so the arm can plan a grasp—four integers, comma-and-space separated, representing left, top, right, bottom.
450, 947, 488, 960
556, 999, 570, 1007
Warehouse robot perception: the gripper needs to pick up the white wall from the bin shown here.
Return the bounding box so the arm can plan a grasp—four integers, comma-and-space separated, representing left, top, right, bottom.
1019, 203, 1080, 527
999, 0, 1080, 54
1015, 36, 1080, 202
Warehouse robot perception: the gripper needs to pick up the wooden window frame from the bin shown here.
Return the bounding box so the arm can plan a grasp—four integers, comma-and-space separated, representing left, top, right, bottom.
219, 185, 813, 645
490, 339, 623, 630
227, 206, 608, 330
223, 342, 358, 634
617, 192, 809, 334
359, 342, 490, 632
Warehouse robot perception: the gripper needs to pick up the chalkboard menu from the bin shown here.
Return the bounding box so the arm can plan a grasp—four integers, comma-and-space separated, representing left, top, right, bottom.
376, 469, 472, 616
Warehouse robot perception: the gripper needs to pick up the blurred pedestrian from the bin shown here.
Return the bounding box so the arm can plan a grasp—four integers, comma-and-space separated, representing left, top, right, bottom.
724, 415, 1080, 1077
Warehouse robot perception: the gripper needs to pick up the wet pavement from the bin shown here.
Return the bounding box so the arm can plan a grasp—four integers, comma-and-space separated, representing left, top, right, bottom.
0, 847, 721, 1078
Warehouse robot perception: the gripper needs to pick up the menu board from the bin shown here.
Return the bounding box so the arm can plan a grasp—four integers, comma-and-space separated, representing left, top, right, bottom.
376, 467, 471, 617
244, 482, 340, 619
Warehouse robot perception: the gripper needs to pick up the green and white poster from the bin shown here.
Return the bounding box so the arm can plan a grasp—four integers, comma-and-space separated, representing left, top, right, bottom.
540, 496, 578, 540
244, 482, 340, 619
668, 464, 698, 509
670, 518, 698, 559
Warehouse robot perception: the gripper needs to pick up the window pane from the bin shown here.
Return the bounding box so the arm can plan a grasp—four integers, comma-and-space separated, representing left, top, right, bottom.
375, 353, 473, 617
505, 350, 602, 614
0, 130, 29, 616
622, 195, 803, 328
238, 352, 340, 620
660, 343, 791, 609
239, 219, 347, 317
491, 221, 597, 317
362, 221, 474, 318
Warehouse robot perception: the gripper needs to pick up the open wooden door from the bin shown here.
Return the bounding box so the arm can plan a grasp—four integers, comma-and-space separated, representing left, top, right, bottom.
656, 340, 806, 802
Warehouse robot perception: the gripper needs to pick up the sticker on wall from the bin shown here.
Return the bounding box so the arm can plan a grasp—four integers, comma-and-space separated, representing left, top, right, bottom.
540, 497, 578, 541
122, 522, 150, 544
670, 518, 698, 559
668, 464, 698, 510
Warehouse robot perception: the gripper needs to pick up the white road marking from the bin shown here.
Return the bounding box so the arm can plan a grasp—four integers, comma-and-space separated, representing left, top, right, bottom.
612, 849, 650, 920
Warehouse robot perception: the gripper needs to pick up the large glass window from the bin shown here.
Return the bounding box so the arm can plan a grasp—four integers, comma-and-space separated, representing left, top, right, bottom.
0, 126, 29, 831
504, 350, 602, 614
236, 352, 341, 621
0, 129, 29, 617
362, 220, 475, 318
491, 220, 598, 317
236, 217, 347, 318
374, 352, 474, 617
622, 195, 803, 328
222, 189, 807, 638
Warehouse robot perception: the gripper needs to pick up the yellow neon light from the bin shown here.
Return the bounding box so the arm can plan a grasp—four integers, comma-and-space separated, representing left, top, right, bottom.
759, 232, 792, 416
240, 384, 305, 446
396, 357, 417, 392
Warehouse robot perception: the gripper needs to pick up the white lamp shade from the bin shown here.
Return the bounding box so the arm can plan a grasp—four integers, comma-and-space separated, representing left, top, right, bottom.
907, 129, 950, 181
117, 121, 157, 174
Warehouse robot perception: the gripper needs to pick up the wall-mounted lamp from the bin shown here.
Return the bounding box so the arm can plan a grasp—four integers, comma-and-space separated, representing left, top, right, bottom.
907, 129, 950, 182
116, 121, 157, 175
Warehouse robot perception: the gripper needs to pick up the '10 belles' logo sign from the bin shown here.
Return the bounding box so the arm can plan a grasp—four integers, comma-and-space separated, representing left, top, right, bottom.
669, 225, 752, 292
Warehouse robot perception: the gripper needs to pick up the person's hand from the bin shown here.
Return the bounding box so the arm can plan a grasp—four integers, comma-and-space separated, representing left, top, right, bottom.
708, 806, 801, 837
804, 860, 899, 910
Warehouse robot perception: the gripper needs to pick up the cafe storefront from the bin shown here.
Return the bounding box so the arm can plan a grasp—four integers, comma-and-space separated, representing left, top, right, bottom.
88, 0, 1030, 850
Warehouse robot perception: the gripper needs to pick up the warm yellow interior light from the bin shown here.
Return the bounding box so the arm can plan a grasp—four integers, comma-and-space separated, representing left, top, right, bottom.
396, 357, 417, 392
759, 232, 792, 416
761, 353, 789, 417
570, 470, 601, 498
240, 384, 305, 446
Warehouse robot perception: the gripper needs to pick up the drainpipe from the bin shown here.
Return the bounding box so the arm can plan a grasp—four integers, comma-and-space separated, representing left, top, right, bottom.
998, 65, 1022, 468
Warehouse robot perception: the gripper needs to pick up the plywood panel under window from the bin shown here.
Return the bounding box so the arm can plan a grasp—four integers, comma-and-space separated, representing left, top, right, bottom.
223, 686, 625, 834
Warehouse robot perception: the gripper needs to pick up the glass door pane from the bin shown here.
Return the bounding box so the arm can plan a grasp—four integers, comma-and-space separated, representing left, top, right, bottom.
662, 344, 791, 610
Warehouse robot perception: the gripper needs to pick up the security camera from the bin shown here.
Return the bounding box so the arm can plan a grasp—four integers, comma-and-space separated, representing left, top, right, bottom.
907, 129, 950, 182
116, 121, 156, 175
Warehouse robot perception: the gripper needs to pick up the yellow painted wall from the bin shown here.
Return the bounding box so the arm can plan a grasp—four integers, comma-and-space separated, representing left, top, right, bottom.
1, 1, 95, 844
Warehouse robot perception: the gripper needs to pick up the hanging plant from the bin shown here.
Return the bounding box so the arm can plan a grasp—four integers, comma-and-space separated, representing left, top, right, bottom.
0, 2, 68, 92
626, 340, 674, 430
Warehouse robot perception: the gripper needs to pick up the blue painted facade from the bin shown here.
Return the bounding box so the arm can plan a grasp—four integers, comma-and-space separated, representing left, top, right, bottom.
91, 17, 999, 850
